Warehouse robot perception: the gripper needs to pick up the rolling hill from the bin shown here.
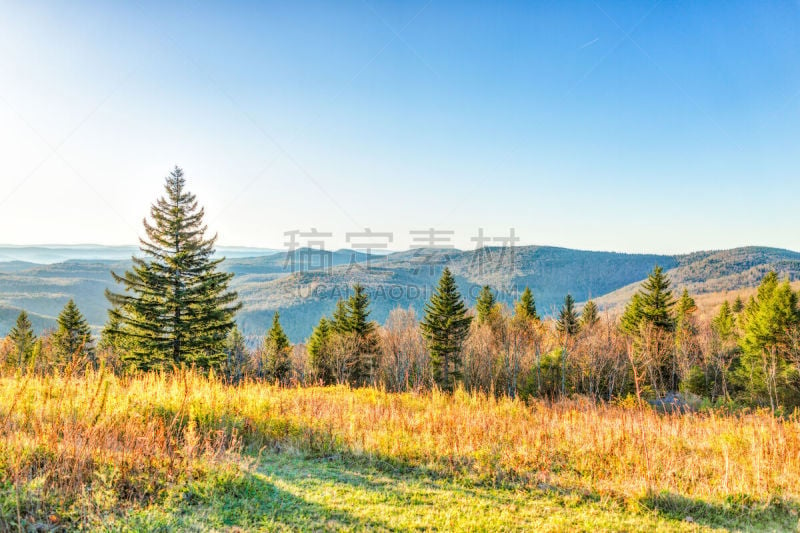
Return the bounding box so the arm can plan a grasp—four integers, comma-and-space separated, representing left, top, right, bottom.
1, 245, 799, 343
594, 247, 800, 313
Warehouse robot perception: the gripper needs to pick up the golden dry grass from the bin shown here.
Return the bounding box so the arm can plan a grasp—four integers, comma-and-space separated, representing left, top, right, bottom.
1, 369, 799, 529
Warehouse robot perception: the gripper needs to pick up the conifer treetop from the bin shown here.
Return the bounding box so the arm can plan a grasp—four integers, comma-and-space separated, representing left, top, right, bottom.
581, 300, 599, 328
476, 285, 497, 323
53, 299, 94, 360
420, 267, 472, 392
556, 293, 580, 337
620, 265, 676, 335
105, 166, 240, 370
515, 286, 539, 321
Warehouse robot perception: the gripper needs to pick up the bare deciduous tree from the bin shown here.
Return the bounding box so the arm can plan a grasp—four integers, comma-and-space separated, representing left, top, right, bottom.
378, 307, 430, 392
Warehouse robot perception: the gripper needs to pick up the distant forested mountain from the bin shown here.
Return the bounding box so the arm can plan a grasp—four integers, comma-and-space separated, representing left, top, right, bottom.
1, 245, 799, 343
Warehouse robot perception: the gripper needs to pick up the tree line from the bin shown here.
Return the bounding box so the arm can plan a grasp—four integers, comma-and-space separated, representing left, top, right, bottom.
3, 168, 800, 411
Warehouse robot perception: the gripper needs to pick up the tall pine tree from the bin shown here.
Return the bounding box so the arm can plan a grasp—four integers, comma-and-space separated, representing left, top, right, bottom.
420, 268, 472, 392
675, 289, 697, 329
556, 293, 580, 395
263, 312, 291, 383
736, 273, 799, 410
620, 265, 678, 396
640, 266, 676, 331
308, 317, 334, 384
620, 293, 644, 336
53, 299, 94, 363
673, 288, 698, 391
709, 299, 738, 400
515, 286, 539, 321
105, 167, 240, 370
307, 286, 379, 386
345, 285, 376, 337
98, 307, 134, 369
8, 311, 35, 369
342, 284, 379, 384
712, 301, 736, 341
330, 299, 350, 334
621, 266, 677, 334
732, 295, 745, 314
475, 285, 497, 323
580, 300, 599, 328
556, 294, 580, 337
222, 326, 248, 383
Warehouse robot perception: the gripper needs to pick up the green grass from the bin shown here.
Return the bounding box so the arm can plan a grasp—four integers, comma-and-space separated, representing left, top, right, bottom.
4, 372, 800, 531
112, 453, 797, 532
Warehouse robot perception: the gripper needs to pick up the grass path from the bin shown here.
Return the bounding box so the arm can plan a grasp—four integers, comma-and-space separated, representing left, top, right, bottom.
117, 453, 794, 532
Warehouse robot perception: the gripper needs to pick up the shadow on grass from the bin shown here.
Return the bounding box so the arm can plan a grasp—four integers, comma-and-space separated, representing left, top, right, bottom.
150, 465, 397, 532
258, 452, 471, 504
640, 491, 800, 531
99, 412, 800, 531
111, 442, 800, 532
260, 448, 800, 532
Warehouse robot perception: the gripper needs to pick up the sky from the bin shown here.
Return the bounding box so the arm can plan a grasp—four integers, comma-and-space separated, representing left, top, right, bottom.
1, 1, 799, 254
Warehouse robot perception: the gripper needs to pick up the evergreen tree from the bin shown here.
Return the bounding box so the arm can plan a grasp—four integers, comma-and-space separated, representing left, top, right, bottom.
756, 271, 780, 301
421, 267, 472, 392
515, 286, 539, 321
222, 326, 248, 383
620, 293, 644, 336
309, 286, 377, 385
620, 265, 676, 334
580, 300, 599, 329
732, 295, 745, 314
673, 289, 698, 391
556, 293, 579, 395
342, 284, 379, 384
712, 301, 736, 341
263, 312, 291, 383
105, 167, 240, 371
736, 273, 799, 410
620, 266, 678, 396
639, 266, 676, 331
52, 299, 94, 363
308, 317, 334, 384
675, 288, 698, 350
708, 300, 739, 400
345, 285, 376, 338
8, 311, 35, 369
331, 299, 349, 334
556, 294, 580, 337
99, 310, 120, 352
475, 285, 497, 323
676, 289, 697, 327
98, 307, 135, 369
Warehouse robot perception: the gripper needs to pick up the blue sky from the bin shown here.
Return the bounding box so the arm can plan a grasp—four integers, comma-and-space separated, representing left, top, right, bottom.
1, 1, 799, 253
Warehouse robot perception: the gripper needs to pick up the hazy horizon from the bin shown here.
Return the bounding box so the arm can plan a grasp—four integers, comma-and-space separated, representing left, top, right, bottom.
0, 241, 798, 259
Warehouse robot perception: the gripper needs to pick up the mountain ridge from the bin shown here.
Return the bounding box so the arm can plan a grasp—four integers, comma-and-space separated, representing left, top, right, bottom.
1, 245, 798, 342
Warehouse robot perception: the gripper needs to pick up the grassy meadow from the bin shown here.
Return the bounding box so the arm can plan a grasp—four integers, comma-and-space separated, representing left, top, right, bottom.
1, 369, 799, 531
